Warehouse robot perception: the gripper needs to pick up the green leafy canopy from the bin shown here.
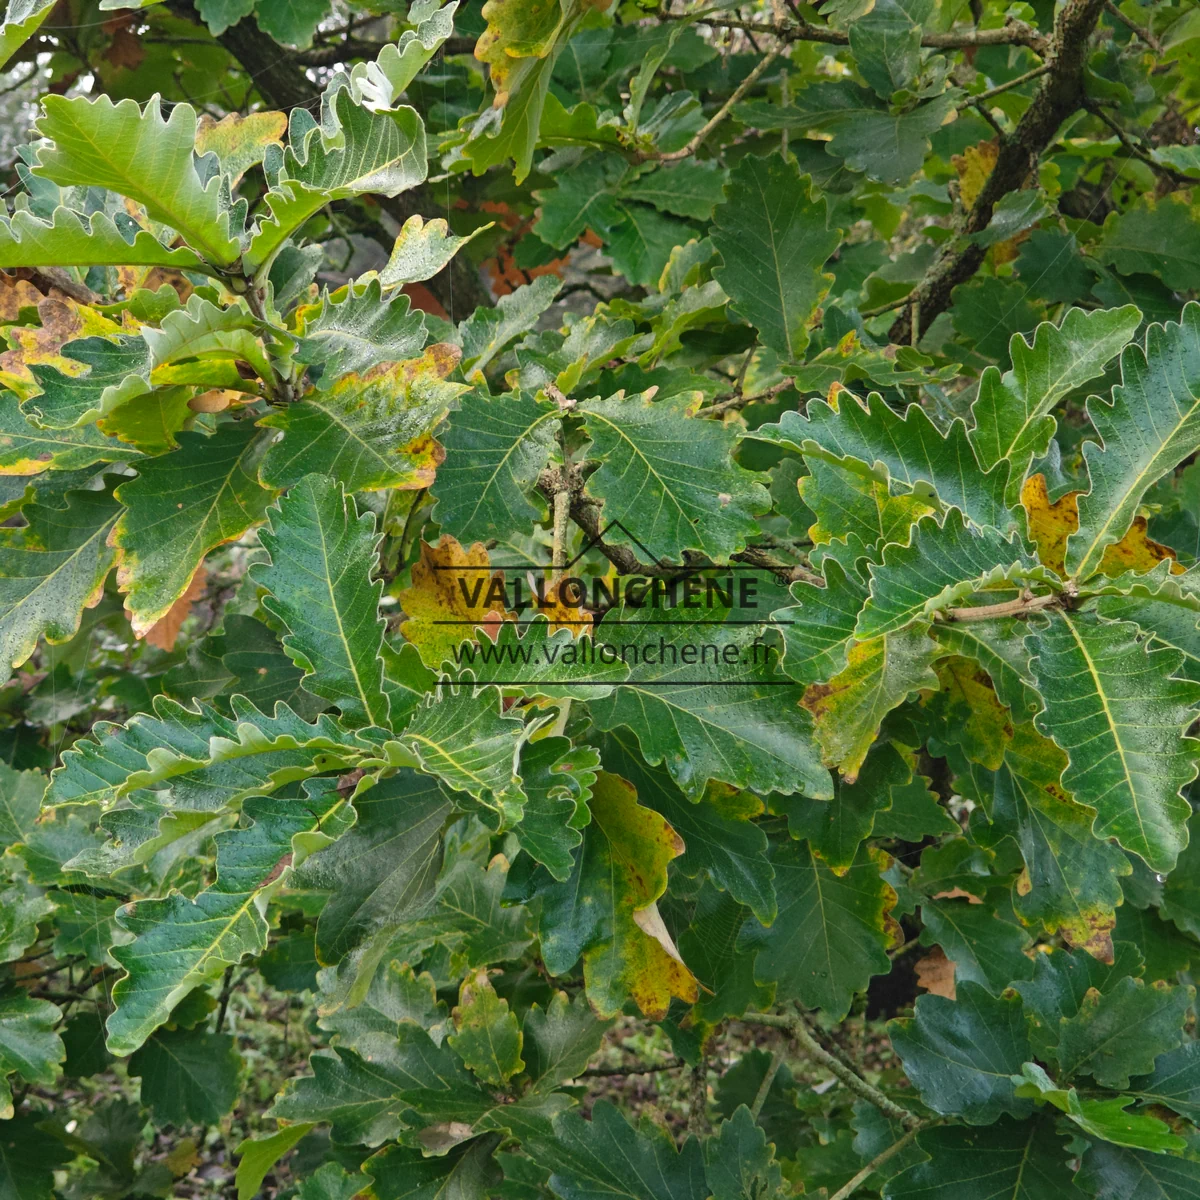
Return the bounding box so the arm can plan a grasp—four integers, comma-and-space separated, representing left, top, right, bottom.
4, 0, 1200, 1194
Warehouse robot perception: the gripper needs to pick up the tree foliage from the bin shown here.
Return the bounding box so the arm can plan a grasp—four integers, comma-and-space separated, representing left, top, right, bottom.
2, 0, 1200, 1196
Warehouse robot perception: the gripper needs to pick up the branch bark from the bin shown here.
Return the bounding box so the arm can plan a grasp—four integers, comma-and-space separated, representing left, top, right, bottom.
888, 0, 1106, 345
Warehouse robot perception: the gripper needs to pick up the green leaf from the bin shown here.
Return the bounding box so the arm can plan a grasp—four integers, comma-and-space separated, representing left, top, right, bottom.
33, 97, 239, 266
448, 969, 524, 1087
514, 736, 598, 882
734, 85, 961, 184
1012, 1061, 1184, 1153
0, 1, 55, 73
968, 305, 1141, 500
710, 153, 839, 361
919, 895, 1034, 994
255, 0, 328, 48
772, 557, 869, 687
622, 161, 728, 222
293, 280, 428, 382
800, 457, 934, 548
849, 0, 927, 98
0, 990, 63, 1119
525, 1100, 707, 1200
589, 603, 832, 801
319, 960, 447, 1061
1076, 1140, 1200, 1200
24, 334, 151, 429
457, 275, 562, 382
886, 1119, 1087, 1200
1068, 303, 1200, 579
0, 207, 206, 271
379, 214, 490, 288
890, 982, 1032, 1123
704, 1106, 783, 1200
46, 695, 362, 812
1012, 942, 1146, 1062
929, 618, 1041, 722
0, 763, 45, 849
1027, 610, 1200, 874
1097, 193, 1200, 293
392, 685, 528, 827
251, 475, 389, 729
113, 422, 276, 634
738, 839, 895, 1019
306, 772, 450, 976
802, 624, 940, 782
857, 509, 1046, 638
522, 990, 611, 1093
234, 1124, 316, 1200
0, 885, 52, 964
578, 391, 768, 561
0, 1113, 72, 1200
752, 393, 1013, 534
432, 388, 558, 543
128, 1027, 242, 1126
1127, 1041, 1200, 1122
247, 91, 427, 272
777, 741, 910, 873
106, 780, 355, 1054
1055, 976, 1191, 1089
0, 482, 118, 681
362, 1139, 502, 1200
295, 1164, 373, 1200
961, 724, 1130, 955
533, 154, 626, 249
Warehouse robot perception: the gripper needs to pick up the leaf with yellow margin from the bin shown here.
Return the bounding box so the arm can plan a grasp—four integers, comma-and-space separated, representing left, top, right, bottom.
1024, 472, 1184, 578
924, 655, 1014, 769
802, 626, 939, 781
0, 297, 123, 399
195, 111, 287, 185
537, 772, 697, 1019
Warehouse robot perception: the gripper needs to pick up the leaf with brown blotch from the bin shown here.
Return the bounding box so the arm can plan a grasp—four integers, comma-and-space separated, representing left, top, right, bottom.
397, 536, 515, 669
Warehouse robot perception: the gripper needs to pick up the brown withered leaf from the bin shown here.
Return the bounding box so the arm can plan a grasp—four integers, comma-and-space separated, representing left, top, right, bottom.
140, 564, 207, 651
915, 947, 957, 999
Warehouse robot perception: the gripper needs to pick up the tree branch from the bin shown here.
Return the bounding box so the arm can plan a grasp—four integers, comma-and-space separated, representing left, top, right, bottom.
1083, 99, 1193, 186
888, 0, 1107, 346
741, 1010, 922, 1128
940, 591, 1059, 622
1103, 0, 1162, 52
657, 7, 1048, 54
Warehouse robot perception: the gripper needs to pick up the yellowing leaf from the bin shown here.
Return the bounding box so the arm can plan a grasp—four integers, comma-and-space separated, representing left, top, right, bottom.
398, 536, 515, 669
195, 111, 287, 185
953, 140, 998, 209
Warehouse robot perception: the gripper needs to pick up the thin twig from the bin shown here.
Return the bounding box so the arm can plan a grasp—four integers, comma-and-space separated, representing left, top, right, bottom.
1103, 0, 1162, 51
963, 62, 1052, 107
688, 1055, 710, 1135
750, 1049, 785, 1121
580, 1057, 685, 1077
656, 6, 1048, 52
703, 379, 795, 417
859, 295, 911, 319
649, 49, 781, 162
940, 592, 1059, 622
827, 1126, 926, 1200
1084, 100, 1192, 185
214, 965, 235, 1034
741, 1011, 921, 1128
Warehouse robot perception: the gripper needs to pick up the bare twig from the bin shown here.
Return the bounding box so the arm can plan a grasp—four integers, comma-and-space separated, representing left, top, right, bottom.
940, 591, 1059, 622
688, 1056, 710, 1135
963, 62, 1052, 107
750, 1049, 785, 1120
214, 965, 235, 1034
1103, 0, 1162, 52
741, 1010, 921, 1128
657, 6, 1049, 53
703, 379, 794, 417
1084, 99, 1193, 185
580, 1057, 685, 1077
828, 1126, 926, 1200
647, 49, 781, 162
